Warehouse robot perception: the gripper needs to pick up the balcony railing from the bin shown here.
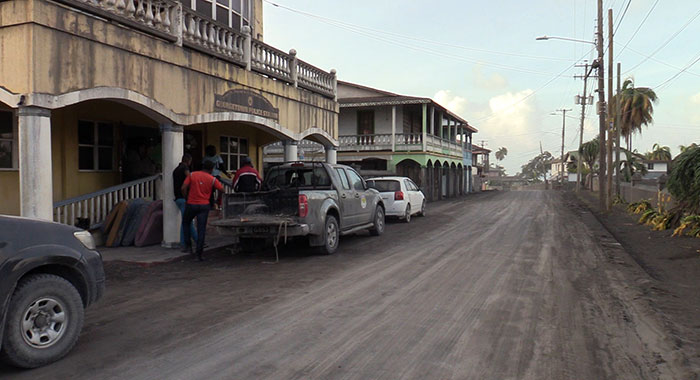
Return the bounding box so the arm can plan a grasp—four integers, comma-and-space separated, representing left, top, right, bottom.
60, 0, 337, 99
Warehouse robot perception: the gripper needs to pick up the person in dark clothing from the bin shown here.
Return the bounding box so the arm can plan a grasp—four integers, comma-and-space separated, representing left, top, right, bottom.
173, 153, 197, 251
181, 160, 224, 261
232, 156, 262, 193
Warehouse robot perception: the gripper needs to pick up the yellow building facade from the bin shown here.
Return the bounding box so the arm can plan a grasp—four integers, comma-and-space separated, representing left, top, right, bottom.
0, 0, 339, 245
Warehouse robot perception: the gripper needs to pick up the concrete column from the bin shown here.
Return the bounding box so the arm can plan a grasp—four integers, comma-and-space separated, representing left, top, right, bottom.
421, 104, 427, 152
325, 146, 337, 164
429, 107, 435, 136
18, 106, 53, 220
283, 140, 298, 162
161, 123, 184, 248
391, 106, 396, 152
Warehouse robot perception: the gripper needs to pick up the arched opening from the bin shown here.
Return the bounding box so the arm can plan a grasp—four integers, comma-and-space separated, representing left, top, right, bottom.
396, 158, 422, 187
434, 161, 443, 200
450, 162, 457, 197
426, 160, 433, 201
457, 163, 464, 196
0, 100, 18, 215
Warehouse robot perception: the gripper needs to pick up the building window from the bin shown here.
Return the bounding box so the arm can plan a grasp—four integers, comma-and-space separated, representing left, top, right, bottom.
647, 163, 654, 170
0, 111, 15, 169
78, 121, 114, 171
220, 136, 249, 172
357, 110, 374, 135
188, 0, 251, 30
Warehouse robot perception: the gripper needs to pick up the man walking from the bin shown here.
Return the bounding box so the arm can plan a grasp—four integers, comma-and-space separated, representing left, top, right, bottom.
173, 153, 197, 252
181, 160, 224, 261
232, 156, 262, 193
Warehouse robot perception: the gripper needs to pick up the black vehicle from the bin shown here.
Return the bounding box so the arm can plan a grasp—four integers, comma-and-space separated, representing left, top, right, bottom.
0, 215, 105, 368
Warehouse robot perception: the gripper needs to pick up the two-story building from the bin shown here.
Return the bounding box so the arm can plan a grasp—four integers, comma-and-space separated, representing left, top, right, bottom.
0, 0, 339, 246
335, 81, 477, 201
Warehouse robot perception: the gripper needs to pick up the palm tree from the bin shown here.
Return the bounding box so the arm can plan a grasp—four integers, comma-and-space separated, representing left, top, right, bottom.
647, 143, 672, 161
618, 148, 648, 182
611, 79, 659, 151
579, 137, 599, 190
495, 147, 508, 161
679, 143, 699, 155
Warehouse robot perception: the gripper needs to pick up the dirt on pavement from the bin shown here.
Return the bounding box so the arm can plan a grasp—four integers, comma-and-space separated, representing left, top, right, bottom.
573, 190, 700, 373
1, 190, 698, 379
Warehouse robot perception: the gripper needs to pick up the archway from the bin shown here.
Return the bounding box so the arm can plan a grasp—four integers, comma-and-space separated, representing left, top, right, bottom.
434, 161, 443, 201
457, 163, 464, 195
426, 160, 434, 201
396, 158, 422, 187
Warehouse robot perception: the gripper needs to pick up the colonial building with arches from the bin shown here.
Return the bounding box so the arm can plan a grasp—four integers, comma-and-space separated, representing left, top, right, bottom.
333, 81, 477, 202
0, 0, 338, 246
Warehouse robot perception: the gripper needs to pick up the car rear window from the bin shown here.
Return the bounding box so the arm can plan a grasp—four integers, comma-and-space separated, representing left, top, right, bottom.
264, 166, 331, 189
367, 180, 400, 192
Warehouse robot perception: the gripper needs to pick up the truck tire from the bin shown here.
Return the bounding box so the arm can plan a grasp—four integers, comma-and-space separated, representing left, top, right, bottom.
1, 274, 84, 369
369, 206, 385, 236
319, 214, 339, 255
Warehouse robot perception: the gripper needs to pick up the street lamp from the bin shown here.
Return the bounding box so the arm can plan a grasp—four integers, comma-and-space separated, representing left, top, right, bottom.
537, 12, 608, 213
535, 35, 596, 45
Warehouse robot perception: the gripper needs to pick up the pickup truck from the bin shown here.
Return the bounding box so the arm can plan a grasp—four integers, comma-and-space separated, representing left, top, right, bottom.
212, 162, 385, 255
0, 215, 105, 368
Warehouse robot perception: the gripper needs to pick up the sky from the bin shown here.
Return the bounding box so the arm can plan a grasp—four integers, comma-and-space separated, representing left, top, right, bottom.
263, 0, 700, 174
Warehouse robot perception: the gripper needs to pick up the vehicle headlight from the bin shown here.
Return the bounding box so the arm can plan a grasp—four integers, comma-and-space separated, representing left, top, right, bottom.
74, 230, 96, 250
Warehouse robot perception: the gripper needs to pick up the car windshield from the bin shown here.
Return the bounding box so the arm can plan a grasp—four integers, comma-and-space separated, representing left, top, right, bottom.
264, 166, 331, 189
367, 179, 401, 192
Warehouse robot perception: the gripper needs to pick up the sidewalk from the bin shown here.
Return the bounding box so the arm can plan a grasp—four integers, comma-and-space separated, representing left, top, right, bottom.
98, 210, 235, 264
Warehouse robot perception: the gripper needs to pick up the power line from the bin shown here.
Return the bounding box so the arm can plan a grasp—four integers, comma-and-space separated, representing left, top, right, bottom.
264, 0, 576, 63
613, 0, 632, 36
617, 0, 660, 55
654, 50, 700, 90
623, 6, 700, 75
619, 43, 700, 77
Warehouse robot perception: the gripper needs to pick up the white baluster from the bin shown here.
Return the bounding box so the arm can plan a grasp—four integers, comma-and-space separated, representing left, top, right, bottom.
135, 0, 145, 19
145, 0, 154, 25
105, 0, 116, 8
187, 15, 196, 39
126, 0, 136, 15
154, 3, 163, 28
208, 24, 216, 46
116, 0, 126, 11
163, 4, 171, 29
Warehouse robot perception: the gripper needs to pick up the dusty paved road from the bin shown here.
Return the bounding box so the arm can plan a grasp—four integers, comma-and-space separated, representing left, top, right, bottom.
1, 191, 694, 379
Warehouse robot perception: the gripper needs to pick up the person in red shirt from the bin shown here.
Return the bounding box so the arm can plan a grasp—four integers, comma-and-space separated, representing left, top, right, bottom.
232, 156, 262, 193
181, 160, 224, 261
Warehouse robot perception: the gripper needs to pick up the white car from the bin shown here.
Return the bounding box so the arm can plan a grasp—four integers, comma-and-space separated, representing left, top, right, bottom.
366, 176, 425, 223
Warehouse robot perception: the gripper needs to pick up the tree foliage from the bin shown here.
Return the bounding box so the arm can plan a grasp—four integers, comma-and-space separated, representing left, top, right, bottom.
646, 143, 672, 161
618, 148, 647, 182
495, 147, 508, 161
667, 145, 700, 214
519, 151, 552, 182
611, 79, 658, 149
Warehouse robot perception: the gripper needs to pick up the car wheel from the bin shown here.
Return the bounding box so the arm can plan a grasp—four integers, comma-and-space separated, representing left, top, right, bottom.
403, 204, 411, 223
319, 214, 339, 255
369, 206, 385, 236
418, 200, 426, 217
1, 274, 84, 369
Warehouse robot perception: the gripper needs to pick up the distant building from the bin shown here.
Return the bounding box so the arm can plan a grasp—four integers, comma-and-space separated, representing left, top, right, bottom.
642, 160, 670, 180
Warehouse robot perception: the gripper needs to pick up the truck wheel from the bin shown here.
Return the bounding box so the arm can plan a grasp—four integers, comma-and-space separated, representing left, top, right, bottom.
369, 206, 385, 236
319, 214, 339, 255
1, 274, 84, 369
403, 204, 411, 223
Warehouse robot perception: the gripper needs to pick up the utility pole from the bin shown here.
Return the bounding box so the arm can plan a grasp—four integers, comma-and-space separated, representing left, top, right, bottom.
539, 141, 547, 187
606, 7, 614, 210
615, 62, 621, 197
554, 108, 572, 187
574, 63, 593, 193
596, 0, 607, 211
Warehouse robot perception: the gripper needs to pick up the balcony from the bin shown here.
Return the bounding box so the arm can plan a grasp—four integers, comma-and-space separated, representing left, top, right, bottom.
337, 133, 466, 157
58, 0, 337, 99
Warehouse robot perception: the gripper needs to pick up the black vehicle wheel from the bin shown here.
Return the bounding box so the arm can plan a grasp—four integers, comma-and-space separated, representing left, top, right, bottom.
369, 206, 385, 236
403, 204, 411, 223
319, 214, 339, 255
1, 274, 84, 369
418, 201, 426, 217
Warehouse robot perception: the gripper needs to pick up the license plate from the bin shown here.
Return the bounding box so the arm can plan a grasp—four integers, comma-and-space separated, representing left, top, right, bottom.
252, 226, 270, 234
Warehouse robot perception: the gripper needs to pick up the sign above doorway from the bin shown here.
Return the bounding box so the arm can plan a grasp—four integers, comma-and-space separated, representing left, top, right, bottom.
214, 89, 280, 121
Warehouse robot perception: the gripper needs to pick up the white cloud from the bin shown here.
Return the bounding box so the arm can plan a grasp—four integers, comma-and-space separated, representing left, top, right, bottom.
433, 90, 469, 117
484, 89, 536, 136
472, 65, 508, 90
